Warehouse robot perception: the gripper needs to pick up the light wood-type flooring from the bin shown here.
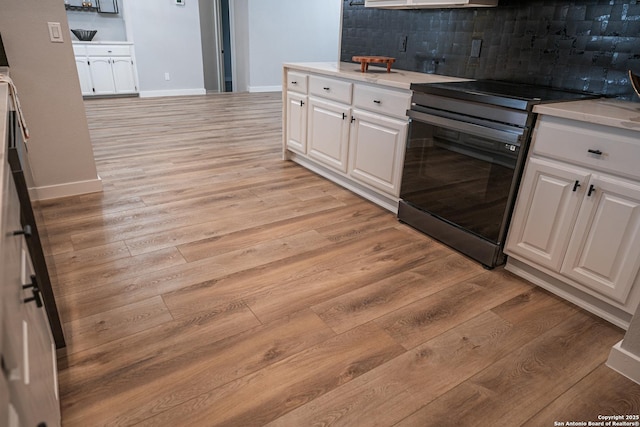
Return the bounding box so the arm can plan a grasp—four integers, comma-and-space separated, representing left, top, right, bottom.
38, 92, 640, 426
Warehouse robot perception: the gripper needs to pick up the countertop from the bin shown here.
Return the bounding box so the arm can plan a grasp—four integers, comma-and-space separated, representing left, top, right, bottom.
284, 61, 469, 90
534, 98, 640, 132
72, 41, 133, 45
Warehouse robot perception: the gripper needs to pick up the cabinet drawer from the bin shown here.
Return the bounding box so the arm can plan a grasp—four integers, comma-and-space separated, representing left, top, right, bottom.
533, 116, 640, 180
353, 84, 411, 119
72, 44, 87, 56
287, 71, 308, 93
309, 75, 352, 104
86, 45, 131, 57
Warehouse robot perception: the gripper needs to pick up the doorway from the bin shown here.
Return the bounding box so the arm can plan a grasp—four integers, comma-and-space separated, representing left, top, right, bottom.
199, 0, 232, 93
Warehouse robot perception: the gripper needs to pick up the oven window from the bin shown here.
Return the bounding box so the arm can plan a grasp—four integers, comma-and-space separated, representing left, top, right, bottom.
400, 119, 519, 243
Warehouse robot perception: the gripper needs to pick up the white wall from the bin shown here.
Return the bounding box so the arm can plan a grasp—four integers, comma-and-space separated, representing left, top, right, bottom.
0, 0, 102, 199
124, 0, 206, 97
232, 0, 341, 92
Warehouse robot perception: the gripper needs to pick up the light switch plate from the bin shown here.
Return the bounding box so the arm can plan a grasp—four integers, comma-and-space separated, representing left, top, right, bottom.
48, 22, 64, 43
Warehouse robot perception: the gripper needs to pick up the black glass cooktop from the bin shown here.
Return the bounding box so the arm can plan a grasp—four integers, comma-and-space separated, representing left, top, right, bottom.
411, 80, 599, 111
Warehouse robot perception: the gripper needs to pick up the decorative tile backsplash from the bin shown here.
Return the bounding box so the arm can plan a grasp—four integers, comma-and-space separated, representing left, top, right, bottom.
341, 0, 640, 99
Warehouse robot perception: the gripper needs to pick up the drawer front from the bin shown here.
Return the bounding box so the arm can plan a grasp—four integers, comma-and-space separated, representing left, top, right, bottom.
86, 45, 131, 57
353, 83, 411, 119
287, 71, 308, 93
533, 116, 640, 180
72, 44, 87, 56
309, 75, 352, 104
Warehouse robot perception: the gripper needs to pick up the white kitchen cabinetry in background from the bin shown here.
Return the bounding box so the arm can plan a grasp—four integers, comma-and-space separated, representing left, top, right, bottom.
73, 43, 138, 97
505, 113, 640, 329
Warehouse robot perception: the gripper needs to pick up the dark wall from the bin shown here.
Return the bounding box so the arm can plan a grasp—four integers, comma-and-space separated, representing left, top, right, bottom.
341, 0, 640, 99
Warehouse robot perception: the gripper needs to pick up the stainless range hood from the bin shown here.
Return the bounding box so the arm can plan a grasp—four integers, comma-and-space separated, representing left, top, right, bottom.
365, 0, 497, 8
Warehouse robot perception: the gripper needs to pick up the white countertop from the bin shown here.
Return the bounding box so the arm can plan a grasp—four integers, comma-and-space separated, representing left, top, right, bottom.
284, 62, 469, 90
534, 98, 640, 132
72, 41, 132, 45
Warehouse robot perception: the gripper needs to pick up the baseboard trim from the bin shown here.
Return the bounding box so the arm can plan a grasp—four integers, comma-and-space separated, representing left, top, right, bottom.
607, 340, 640, 385
28, 177, 103, 201
139, 88, 207, 98
248, 85, 282, 93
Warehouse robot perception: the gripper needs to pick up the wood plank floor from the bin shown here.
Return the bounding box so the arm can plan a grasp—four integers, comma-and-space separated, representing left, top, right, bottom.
38, 92, 640, 426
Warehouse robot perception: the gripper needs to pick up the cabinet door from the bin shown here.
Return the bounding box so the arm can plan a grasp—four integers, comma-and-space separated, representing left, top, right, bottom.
88, 57, 116, 95
111, 57, 137, 94
307, 97, 350, 173
18, 240, 60, 427
1, 173, 59, 427
561, 175, 640, 306
349, 109, 407, 196
74, 57, 94, 96
505, 157, 589, 271
286, 92, 307, 154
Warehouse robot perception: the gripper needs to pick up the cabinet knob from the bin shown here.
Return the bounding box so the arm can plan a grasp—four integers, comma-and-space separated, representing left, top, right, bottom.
588, 149, 603, 155
572, 180, 581, 192
351, 116, 356, 123
588, 184, 596, 197
300, 100, 304, 107
291, 81, 298, 85
323, 87, 330, 91
342, 113, 347, 120
13, 224, 32, 238
373, 100, 381, 104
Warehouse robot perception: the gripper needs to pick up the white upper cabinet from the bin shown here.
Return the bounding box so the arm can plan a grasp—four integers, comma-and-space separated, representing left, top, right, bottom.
365, 0, 497, 9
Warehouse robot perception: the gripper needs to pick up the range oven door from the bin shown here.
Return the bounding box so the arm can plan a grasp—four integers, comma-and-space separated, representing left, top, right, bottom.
400, 108, 525, 247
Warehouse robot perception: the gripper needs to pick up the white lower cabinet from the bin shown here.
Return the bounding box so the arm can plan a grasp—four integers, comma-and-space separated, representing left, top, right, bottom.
283, 66, 412, 212
74, 57, 94, 96
110, 57, 137, 94
349, 109, 408, 196
73, 43, 138, 96
505, 115, 640, 328
560, 174, 640, 305
307, 97, 351, 173
87, 56, 116, 95
285, 92, 307, 154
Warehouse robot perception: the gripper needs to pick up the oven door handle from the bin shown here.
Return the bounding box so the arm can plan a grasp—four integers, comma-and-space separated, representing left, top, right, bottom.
408, 110, 522, 145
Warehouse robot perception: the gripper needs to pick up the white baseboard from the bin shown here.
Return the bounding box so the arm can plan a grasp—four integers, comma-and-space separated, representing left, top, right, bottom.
28, 177, 103, 201
248, 85, 282, 93
607, 340, 640, 385
139, 88, 207, 98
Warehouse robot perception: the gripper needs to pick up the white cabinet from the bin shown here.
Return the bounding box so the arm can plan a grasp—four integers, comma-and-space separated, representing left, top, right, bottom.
307, 97, 351, 173
2, 150, 60, 427
73, 43, 138, 96
87, 56, 116, 95
283, 66, 412, 212
505, 115, 640, 328
349, 109, 407, 195
560, 175, 640, 305
285, 71, 308, 155
286, 92, 307, 154
2, 88, 61, 426
365, 0, 497, 8
109, 57, 138, 94
74, 57, 94, 96
507, 157, 589, 271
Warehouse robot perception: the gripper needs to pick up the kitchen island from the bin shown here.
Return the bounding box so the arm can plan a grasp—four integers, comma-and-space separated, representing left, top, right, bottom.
282, 62, 467, 212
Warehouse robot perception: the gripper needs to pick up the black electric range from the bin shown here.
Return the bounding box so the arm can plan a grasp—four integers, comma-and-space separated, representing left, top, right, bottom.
398, 80, 599, 268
